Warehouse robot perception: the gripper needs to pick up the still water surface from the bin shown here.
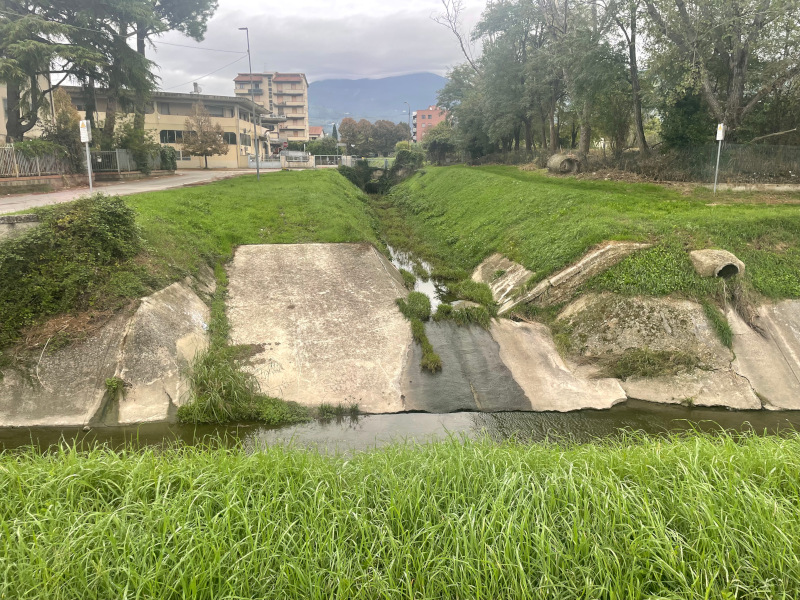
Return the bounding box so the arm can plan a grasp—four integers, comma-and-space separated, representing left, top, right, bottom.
2, 401, 799, 453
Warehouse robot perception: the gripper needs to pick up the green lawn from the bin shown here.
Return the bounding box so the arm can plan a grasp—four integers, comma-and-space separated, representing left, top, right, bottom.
130, 170, 380, 281
3, 434, 800, 598
386, 166, 800, 299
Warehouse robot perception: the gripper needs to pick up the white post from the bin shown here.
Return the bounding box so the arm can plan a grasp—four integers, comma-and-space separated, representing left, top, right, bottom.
713, 123, 725, 195
80, 120, 93, 191
85, 142, 93, 191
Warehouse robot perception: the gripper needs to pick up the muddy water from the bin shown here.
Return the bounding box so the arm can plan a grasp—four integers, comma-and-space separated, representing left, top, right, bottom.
2, 401, 799, 453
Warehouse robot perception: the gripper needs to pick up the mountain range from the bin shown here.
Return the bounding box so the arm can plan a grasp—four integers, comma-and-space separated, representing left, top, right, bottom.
308, 73, 448, 129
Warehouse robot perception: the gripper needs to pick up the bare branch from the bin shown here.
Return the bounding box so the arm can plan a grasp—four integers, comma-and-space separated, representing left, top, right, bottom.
748, 128, 797, 143
434, 0, 481, 74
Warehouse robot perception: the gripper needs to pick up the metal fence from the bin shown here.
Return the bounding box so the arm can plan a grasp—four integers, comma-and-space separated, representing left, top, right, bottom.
90, 149, 136, 173
281, 151, 311, 163
611, 143, 800, 183
366, 157, 395, 169
0, 145, 72, 178
314, 155, 344, 167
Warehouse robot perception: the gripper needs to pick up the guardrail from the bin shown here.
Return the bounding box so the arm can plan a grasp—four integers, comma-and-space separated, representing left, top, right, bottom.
314, 155, 343, 167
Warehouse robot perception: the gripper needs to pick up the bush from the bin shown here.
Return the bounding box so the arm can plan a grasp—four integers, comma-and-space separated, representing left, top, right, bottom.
0, 194, 142, 347
159, 146, 178, 171
396, 291, 431, 321
450, 280, 495, 306
13, 139, 69, 159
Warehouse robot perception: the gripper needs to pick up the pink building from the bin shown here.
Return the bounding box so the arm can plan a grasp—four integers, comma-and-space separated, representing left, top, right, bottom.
412, 106, 448, 143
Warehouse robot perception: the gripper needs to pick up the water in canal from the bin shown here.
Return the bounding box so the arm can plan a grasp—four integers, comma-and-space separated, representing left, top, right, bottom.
2, 401, 799, 453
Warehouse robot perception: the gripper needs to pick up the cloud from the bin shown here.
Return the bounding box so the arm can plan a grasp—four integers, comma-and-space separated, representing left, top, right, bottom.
149, 0, 485, 95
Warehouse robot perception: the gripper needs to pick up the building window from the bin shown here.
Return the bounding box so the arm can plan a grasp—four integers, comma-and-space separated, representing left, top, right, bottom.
240, 133, 252, 146
159, 130, 193, 143
157, 102, 170, 115
223, 132, 237, 144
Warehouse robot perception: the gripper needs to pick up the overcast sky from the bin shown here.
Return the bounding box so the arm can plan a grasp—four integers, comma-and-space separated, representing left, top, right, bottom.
150, 0, 486, 95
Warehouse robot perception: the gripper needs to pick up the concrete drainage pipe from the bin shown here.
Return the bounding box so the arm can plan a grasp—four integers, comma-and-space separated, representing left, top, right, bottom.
689, 249, 746, 278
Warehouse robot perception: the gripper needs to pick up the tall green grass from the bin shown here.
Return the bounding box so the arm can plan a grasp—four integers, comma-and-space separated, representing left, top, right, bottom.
388, 166, 800, 300
3, 434, 800, 598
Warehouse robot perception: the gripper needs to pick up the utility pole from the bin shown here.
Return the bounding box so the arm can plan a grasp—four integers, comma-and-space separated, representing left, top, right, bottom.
403, 101, 412, 149
239, 27, 260, 181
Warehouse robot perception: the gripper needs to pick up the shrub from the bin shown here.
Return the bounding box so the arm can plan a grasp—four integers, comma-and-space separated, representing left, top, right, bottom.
159, 146, 178, 171
0, 194, 142, 348
450, 280, 495, 306
396, 291, 431, 321
13, 139, 68, 159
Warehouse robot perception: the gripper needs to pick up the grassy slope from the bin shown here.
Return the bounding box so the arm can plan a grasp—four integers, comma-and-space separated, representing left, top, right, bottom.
4, 435, 800, 598
388, 166, 800, 299
129, 170, 380, 280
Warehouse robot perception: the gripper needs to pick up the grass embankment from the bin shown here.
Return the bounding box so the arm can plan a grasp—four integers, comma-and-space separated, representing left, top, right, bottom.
4, 434, 800, 598
385, 166, 800, 301
0, 171, 380, 419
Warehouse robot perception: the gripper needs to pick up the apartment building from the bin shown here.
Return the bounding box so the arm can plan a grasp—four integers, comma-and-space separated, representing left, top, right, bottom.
234, 72, 309, 144
63, 86, 279, 168
412, 106, 448, 143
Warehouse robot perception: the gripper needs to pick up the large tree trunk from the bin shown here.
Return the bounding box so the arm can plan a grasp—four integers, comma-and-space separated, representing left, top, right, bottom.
578, 100, 592, 157
549, 109, 557, 154
102, 95, 117, 150
524, 119, 533, 150
133, 22, 148, 132
628, 6, 649, 156
514, 126, 520, 151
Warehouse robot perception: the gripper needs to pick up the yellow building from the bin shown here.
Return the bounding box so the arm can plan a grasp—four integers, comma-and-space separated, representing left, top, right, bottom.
63, 86, 277, 169
234, 72, 309, 145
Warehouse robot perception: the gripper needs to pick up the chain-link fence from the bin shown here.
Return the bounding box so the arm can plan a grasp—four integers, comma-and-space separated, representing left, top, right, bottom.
611, 144, 800, 183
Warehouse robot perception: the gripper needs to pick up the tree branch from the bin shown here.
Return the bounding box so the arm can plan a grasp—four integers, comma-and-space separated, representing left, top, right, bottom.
434, 0, 481, 74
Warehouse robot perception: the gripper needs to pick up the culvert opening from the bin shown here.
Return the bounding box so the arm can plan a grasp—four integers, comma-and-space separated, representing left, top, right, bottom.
716, 263, 740, 278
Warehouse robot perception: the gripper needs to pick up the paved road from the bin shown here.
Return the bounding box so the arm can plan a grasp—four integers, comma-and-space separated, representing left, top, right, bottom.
0, 169, 259, 214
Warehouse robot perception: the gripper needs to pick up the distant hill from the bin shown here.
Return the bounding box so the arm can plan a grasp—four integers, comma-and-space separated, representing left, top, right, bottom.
308, 73, 448, 129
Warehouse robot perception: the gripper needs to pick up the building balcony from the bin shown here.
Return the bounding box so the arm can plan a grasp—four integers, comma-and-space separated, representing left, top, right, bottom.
235, 88, 263, 96
282, 124, 306, 130
276, 89, 304, 96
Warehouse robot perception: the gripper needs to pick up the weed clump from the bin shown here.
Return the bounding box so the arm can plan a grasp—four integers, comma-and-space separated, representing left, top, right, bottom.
399, 268, 416, 290
450, 280, 495, 306
702, 300, 733, 348
410, 318, 442, 372
599, 348, 700, 380
433, 303, 492, 329
396, 291, 431, 321
318, 402, 360, 420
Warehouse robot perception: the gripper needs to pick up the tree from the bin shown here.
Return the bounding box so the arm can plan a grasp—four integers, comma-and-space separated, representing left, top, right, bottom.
181, 103, 227, 168
40, 88, 83, 171
644, 0, 800, 134
0, 0, 103, 141
331, 123, 338, 140
307, 136, 338, 156
338, 117, 358, 154
424, 121, 457, 165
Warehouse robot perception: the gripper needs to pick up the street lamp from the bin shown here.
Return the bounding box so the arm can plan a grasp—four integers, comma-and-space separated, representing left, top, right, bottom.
403, 101, 411, 150
239, 27, 260, 181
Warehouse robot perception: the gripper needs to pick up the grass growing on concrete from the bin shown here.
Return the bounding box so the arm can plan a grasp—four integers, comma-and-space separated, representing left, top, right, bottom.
387, 166, 800, 301
399, 268, 416, 290
177, 264, 309, 426
599, 348, 701, 380
5, 433, 800, 598
703, 300, 734, 348
433, 303, 493, 328
396, 292, 442, 372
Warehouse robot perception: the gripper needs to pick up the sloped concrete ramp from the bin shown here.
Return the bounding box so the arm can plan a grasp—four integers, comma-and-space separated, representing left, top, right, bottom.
226, 244, 412, 413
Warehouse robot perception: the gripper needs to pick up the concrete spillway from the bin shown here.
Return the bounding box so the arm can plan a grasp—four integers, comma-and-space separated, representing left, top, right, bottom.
226, 243, 626, 413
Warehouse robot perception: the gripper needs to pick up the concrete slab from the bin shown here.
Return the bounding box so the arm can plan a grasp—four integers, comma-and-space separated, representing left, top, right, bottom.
401, 322, 531, 412
622, 370, 761, 410
730, 302, 800, 410
116, 281, 210, 424
471, 253, 534, 314
0, 313, 127, 427
226, 243, 412, 413
491, 319, 627, 412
